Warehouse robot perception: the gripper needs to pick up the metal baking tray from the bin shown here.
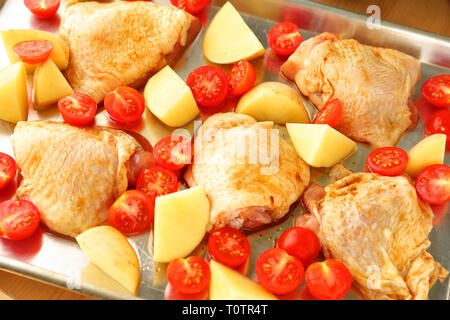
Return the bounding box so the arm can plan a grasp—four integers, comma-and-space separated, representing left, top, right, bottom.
0, 0, 449, 300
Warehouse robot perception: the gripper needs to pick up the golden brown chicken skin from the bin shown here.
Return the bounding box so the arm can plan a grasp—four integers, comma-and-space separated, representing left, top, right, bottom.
298, 168, 448, 300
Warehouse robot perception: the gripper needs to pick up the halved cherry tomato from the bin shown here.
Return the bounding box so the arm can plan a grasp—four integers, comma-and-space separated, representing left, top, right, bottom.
267, 22, 303, 56
153, 136, 193, 171
0, 199, 40, 241
421, 75, 450, 108
24, 0, 60, 19
305, 259, 352, 300
415, 164, 450, 205
425, 109, 450, 151
255, 248, 304, 295
104, 86, 145, 124
136, 166, 178, 201
164, 282, 208, 300
366, 147, 408, 176
313, 98, 343, 128
0, 153, 17, 191
58, 93, 97, 126
170, 0, 209, 14
277, 227, 321, 267
108, 190, 154, 236
208, 226, 251, 268
166, 256, 211, 294
13, 40, 53, 65
228, 60, 256, 96
186, 66, 229, 108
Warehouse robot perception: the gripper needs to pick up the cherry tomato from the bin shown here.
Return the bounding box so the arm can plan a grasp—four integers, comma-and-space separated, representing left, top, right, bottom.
108, 190, 154, 236
153, 136, 193, 171
425, 109, 450, 151
0, 199, 40, 241
166, 256, 211, 294
277, 227, 321, 267
164, 282, 208, 300
305, 259, 352, 300
58, 93, 97, 126
313, 98, 343, 128
24, 0, 60, 19
366, 147, 408, 176
0, 153, 17, 191
186, 66, 229, 108
415, 164, 450, 205
136, 166, 178, 201
228, 60, 256, 96
255, 248, 304, 295
208, 226, 251, 268
13, 40, 53, 65
170, 0, 209, 14
104, 86, 145, 124
421, 75, 450, 108
267, 22, 303, 56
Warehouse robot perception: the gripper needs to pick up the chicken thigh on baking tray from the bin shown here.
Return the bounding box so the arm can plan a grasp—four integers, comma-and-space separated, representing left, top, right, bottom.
281, 32, 420, 148
298, 166, 448, 300
11, 121, 154, 237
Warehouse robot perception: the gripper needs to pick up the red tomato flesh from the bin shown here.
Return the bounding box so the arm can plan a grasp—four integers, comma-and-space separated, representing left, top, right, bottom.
0, 199, 40, 241
228, 60, 256, 96
366, 147, 408, 176
24, 0, 60, 19
255, 248, 304, 295
305, 259, 352, 300
164, 282, 208, 300
208, 226, 251, 268
0, 153, 17, 191
421, 75, 450, 108
108, 190, 154, 236
186, 66, 229, 108
104, 86, 145, 124
425, 109, 450, 151
277, 227, 321, 267
58, 93, 97, 126
268, 22, 303, 56
313, 98, 343, 128
136, 166, 178, 201
415, 164, 450, 205
13, 40, 53, 64
166, 256, 211, 294
153, 136, 193, 171
170, 0, 209, 14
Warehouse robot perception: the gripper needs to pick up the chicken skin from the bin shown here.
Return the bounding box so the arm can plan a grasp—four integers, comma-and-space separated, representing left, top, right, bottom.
298, 168, 448, 300
281, 32, 421, 148
184, 113, 310, 231
12, 121, 154, 237
59, 1, 201, 103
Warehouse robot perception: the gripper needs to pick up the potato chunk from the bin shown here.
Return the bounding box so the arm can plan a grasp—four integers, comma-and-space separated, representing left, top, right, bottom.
405, 134, 446, 177
0, 62, 28, 123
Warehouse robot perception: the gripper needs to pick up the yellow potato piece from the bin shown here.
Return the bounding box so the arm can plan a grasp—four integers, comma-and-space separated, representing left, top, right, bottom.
33, 59, 74, 110
202, 2, 265, 64
405, 134, 446, 177
286, 123, 357, 167
1, 29, 69, 73
236, 82, 310, 124
144, 66, 199, 127
0, 62, 28, 123
209, 260, 278, 300
76, 226, 140, 294
153, 185, 210, 263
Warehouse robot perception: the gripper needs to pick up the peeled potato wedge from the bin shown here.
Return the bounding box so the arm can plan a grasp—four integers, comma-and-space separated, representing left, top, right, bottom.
405, 134, 446, 177
202, 2, 265, 64
153, 185, 210, 263
0, 62, 28, 123
76, 226, 140, 294
236, 82, 310, 124
209, 260, 278, 300
1, 29, 69, 73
